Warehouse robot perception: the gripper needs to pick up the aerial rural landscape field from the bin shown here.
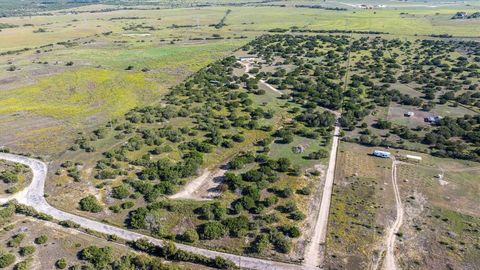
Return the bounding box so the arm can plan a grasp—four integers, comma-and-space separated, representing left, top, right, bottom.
0, 0, 479, 269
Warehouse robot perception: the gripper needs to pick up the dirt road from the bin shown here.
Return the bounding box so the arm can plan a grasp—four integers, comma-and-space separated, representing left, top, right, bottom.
303, 124, 340, 268
383, 160, 403, 270
238, 60, 283, 95
169, 168, 227, 200
0, 152, 314, 270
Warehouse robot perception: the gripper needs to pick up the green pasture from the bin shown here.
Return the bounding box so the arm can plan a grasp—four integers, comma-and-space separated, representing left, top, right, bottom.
48, 39, 245, 73
0, 68, 161, 122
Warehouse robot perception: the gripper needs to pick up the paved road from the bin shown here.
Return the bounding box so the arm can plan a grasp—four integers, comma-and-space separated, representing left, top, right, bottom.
0, 153, 314, 270
383, 160, 403, 270
303, 124, 340, 268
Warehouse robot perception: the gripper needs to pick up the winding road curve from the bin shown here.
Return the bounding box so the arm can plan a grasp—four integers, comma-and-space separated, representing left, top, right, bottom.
0, 152, 312, 270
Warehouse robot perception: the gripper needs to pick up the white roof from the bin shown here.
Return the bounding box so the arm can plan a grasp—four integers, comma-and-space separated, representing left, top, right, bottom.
373, 150, 390, 155
406, 155, 422, 160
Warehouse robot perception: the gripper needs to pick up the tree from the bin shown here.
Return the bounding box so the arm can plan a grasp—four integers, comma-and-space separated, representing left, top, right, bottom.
112, 185, 130, 200
129, 238, 156, 253
289, 210, 306, 220
213, 257, 232, 269
8, 233, 26, 247
34, 235, 48, 245
1, 171, 18, 183
197, 222, 227, 240
307, 149, 328, 160
181, 229, 199, 243
0, 251, 15, 268
55, 258, 67, 269
222, 215, 250, 237
128, 207, 148, 229
79, 195, 103, 213
59, 220, 80, 228
281, 132, 294, 144
19, 246, 35, 256
269, 230, 292, 253
13, 260, 29, 270
276, 158, 291, 172
279, 225, 301, 238
79, 246, 113, 268
161, 241, 177, 259
249, 234, 269, 253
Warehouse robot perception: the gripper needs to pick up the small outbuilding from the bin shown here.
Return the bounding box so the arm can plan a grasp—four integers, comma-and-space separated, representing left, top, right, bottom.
373, 150, 391, 158
405, 154, 422, 161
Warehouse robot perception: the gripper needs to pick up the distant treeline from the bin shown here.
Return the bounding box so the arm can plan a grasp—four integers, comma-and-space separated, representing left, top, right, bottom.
0, 40, 76, 56
67, 0, 99, 3
294, 5, 347, 11
201, 0, 280, 7
0, 48, 31, 57
291, 29, 388, 35
429, 34, 453, 38
189, 35, 248, 41
58, 7, 162, 15
109, 16, 147, 21
0, 23, 17, 30
168, 24, 197, 29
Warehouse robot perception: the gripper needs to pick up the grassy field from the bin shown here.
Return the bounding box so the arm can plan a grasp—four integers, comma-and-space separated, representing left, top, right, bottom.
325, 142, 395, 269
0, 69, 159, 120
391, 150, 480, 269
325, 142, 480, 269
